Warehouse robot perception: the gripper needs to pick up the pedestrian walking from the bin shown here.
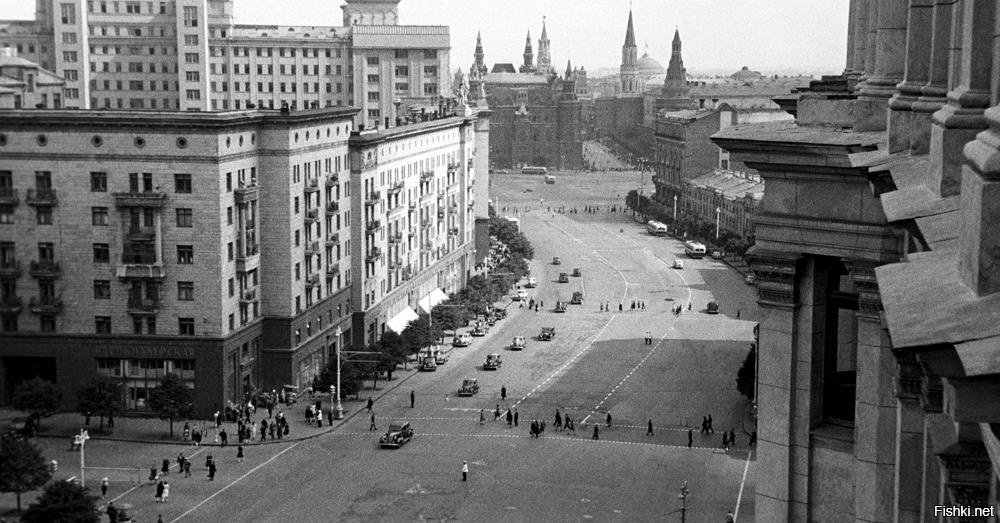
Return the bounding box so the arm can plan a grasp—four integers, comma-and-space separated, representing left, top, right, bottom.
554, 409, 562, 429
513, 408, 519, 427
645, 331, 652, 345
208, 461, 216, 481
688, 302, 692, 311
219, 428, 228, 447
593, 425, 599, 440
410, 390, 415, 408
729, 429, 736, 448
479, 409, 485, 425
606, 412, 612, 428
688, 429, 694, 448
630, 301, 635, 311
101, 477, 108, 498
149, 466, 158, 484
647, 419, 654, 436
183, 459, 191, 477
213, 410, 220, 428
506, 409, 513, 427
707, 414, 714, 433
161, 458, 170, 476
736, 309, 741, 319
366, 397, 374, 413
161, 480, 170, 503
619, 303, 623, 312
237, 445, 244, 462
369, 412, 377, 431
500, 386, 507, 400
722, 431, 730, 450
155, 480, 164, 502
749, 430, 757, 446
462, 461, 469, 482
494, 404, 501, 422
565, 415, 574, 433
700, 416, 708, 434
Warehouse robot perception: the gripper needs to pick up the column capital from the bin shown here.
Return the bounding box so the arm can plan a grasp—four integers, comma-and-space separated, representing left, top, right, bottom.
894, 350, 924, 399
920, 371, 944, 413
844, 260, 884, 320
747, 250, 800, 308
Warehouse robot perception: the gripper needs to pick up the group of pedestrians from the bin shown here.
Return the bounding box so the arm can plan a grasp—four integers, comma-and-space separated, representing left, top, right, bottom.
600, 300, 646, 312
671, 303, 690, 315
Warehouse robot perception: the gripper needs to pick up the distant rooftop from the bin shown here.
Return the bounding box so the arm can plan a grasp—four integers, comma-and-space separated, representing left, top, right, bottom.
485, 72, 551, 86
687, 169, 764, 200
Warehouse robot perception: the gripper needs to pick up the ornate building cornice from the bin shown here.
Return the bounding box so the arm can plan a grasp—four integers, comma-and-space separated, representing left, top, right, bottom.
748, 250, 800, 308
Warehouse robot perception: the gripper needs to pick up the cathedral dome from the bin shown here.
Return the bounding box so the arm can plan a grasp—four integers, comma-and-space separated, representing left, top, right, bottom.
637, 52, 666, 76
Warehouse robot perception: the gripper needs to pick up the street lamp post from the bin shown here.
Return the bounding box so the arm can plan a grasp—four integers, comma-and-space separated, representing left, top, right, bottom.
333, 326, 343, 419
715, 206, 721, 240
78, 429, 90, 487
673, 195, 678, 221
678, 481, 689, 523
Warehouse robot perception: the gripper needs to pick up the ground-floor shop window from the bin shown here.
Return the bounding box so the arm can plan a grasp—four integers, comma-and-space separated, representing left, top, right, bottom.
94, 357, 195, 410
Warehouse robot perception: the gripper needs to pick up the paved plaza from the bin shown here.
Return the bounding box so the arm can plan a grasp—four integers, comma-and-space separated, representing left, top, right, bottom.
3, 170, 758, 522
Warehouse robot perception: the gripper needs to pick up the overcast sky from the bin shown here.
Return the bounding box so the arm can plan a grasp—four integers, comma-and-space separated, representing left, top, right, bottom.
7, 0, 848, 74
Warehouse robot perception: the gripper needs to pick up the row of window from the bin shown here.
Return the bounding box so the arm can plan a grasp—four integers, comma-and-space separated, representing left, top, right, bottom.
92, 316, 196, 335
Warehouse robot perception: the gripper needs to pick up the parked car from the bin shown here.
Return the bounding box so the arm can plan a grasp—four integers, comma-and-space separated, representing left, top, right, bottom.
552, 256, 561, 265
711, 250, 724, 259
554, 301, 567, 313
516, 289, 528, 301
572, 268, 581, 277
420, 356, 438, 371
539, 326, 556, 341
379, 421, 414, 448
458, 378, 480, 396
744, 274, 756, 285
452, 333, 472, 347
672, 259, 684, 269
525, 277, 537, 288
483, 353, 502, 370
558, 273, 569, 283
485, 315, 496, 326
707, 301, 720, 314
471, 324, 488, 337
571, 291, 584, 304
435, 352, 449, 365
510, 335, 526, 350
492, 307, 507, 319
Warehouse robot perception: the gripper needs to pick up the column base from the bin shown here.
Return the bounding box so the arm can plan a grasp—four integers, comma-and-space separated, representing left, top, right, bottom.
927, 103, 989, 197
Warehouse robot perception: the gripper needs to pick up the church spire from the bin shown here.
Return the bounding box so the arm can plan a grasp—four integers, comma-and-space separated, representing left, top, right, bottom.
520, 30, 535, 73
620, 9, 640, 94
624, 10, 636, 47
662, 28, 691, 102
472, 30, 487, 76
565, 59, 572, 79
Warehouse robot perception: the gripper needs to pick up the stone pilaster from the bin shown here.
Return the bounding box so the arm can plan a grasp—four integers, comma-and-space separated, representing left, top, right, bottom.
911, 0, 955, 116
857, 0, 910, 131
860, 0, 881, 86
852, 0, 872, 81
746, 250, 806, 522
927, 0, 995, 197
888, 0, 936, 153
846, 0, 860, 75
894, 351, 925, 523
958, 105, 1000, 296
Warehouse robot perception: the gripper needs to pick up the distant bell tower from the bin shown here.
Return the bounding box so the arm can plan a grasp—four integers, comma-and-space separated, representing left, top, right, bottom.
662, 28, 691, 101
619, 10, 641, 94
519, 30, 535, 73
537, 17, 553, 75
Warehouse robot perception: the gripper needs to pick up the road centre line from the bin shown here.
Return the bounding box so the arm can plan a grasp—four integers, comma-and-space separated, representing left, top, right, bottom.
580, 330, 669, 426
326, 431, 723, 451
733, 447, 754, 522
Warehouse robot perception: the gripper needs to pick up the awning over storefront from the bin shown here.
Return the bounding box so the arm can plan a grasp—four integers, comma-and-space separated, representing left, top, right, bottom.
386, 306, 419, 334
417, 288, 449, 314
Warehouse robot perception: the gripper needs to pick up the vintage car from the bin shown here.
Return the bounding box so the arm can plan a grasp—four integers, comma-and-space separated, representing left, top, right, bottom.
571, 291, 584, 304
552, 256, 561, 265
493, 307, 508, 320
435, 351, 449, 365
558, 273, 569, 283
379, 421, 414, 448
672, 259, 685, 269
572, 268, 581, 277
471, 324, 488, 337
458, 378, 480, 396
452, 333, 472, 347
510, 335, 526, 350
516, 289, 528, 301
420, 356, 438, 371
483, 353, 502, 370
525, 277, 538, 288
744, 274, 756, 285
554, 301, 567, 313
707, 301, 720, 314
711, 250, 724, 259
485, 314, 496, 326
539, 326, 556, 341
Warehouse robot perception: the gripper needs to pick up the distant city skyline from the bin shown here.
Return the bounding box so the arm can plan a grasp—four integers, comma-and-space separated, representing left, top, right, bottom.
4, 0, 848, 75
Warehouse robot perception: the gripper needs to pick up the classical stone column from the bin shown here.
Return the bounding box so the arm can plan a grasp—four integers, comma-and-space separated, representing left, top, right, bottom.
846, 0, 859, 75
747, 250, 806, 522
887, 0, 936, 153
911, 0, 956, 114
847, 261, 897, 523
852, 0, 872, 81
893, 351, 925, 523
958, 104, 1000, 296
860, 0, 881, 85
856, 0, 909, 131
927, 0, 994, 197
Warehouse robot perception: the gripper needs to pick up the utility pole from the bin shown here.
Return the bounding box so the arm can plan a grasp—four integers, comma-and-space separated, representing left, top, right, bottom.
678, 481, 689, 523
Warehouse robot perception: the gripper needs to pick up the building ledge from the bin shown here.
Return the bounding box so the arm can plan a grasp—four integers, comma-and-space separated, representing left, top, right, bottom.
876, 249, 1000, 350
914, 210, 960, 250
711, 121, 882, 171
954, 337, 1000, 377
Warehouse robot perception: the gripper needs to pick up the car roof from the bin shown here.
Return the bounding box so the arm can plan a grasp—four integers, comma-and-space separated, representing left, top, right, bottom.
488, 353, 500, 357
387, 421, 409, 430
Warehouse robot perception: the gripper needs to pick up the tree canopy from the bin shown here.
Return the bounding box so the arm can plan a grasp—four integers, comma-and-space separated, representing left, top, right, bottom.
0, 436, 53, 512
77, 377, 123, 432
736, 343, 757, 402
21, 478, 100, 523
147, 373, 193, 437
12, 377, 62, 428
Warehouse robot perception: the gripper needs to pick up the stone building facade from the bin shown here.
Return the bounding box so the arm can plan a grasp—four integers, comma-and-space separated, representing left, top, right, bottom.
0, 47, 66, 108
681, 169, 763, 241
651, 104, 740, 207
0, 0, 450, 128
711, 0, 1000, 520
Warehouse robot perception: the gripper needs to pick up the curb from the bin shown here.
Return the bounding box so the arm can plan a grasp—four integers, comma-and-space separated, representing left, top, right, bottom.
30, 368, 425, 448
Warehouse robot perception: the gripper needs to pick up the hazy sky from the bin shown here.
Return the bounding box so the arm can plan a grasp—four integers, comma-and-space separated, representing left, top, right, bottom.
6, 0, 849, 74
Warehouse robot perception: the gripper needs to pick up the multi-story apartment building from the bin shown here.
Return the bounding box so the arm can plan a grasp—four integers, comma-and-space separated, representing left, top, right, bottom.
348, 113, 483, 347
0, 106, 358, 415
681, 169, 762, 241
0, 0, 449, 127
0, 47, 67, 108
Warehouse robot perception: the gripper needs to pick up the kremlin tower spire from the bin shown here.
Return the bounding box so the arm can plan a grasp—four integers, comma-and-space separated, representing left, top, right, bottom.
519, 30, 535, 73
537, 17, 553, 75
619, 10, 641, 94
472, 30, 487, 77
662, 28, 691, 101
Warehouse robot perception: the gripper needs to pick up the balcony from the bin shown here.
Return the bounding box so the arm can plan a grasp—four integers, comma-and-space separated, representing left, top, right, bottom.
437, 210, 445, 219
421, 218, 431, 228
305, 273, 321, 287
235, 245, 259, 273
366, 220, 381, 233
408, 201, 417, 210
306, 241, 321, 255
325, 175, 340, 187
304, 208, 320, 223
448, 227, 459, 236
388, 181, 405, 194
325, 232, 340, 246
0, 260, 22, 278
447, 161, 461, 173
241, 288, 257, 304
326, 201, 340, 215
326, 262, 339, 275
420, 170, 434, 182
0, 295, 22, 314
304, 178, 320, 193
0, 187, 18, 206
126, 297, 159, 314
25, 188, 58, 206
388, 232, 403, 244
365, 248, 382, 264
234, 184, 259, 204
112, 190, 165, 209
388, 260, 401, 270
116, 263, 166, 280
365, 191, 381, 207
126, 226, 156, 241
29, 260, 61, 279
29, 295, 63, 314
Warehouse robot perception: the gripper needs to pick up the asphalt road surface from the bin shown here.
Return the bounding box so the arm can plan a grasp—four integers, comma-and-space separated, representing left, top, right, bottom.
75, 171, 759, 523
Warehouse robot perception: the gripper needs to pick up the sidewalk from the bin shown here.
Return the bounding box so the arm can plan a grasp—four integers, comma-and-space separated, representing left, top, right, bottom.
0, 365, 425, 448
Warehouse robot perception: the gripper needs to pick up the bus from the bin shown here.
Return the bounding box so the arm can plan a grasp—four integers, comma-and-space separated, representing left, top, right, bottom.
684, 241, 706, 259
646, 220, 668, 236
522, 166, 548, 175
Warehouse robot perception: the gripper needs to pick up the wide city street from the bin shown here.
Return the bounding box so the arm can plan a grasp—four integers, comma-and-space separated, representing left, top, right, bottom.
26, 170, 758, 523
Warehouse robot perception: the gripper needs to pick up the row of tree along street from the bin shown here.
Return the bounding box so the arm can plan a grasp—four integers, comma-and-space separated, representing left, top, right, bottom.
624, 189, 754, 259
312, 216, 535, 397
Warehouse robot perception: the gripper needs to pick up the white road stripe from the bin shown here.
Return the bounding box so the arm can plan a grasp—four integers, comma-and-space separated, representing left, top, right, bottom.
733, 448, 754, 522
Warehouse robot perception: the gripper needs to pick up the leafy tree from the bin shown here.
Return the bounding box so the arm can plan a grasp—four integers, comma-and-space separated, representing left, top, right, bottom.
12, 377, 62, 430
431, 302, 470, 337
0, 437, 53, 512
489, 218, 534, 259
21, 478, 100, 523
401, 313, 441, 353
76, 378, 123, 432
376, 331, 410, 378
147, 373, 193, 437
736, 344, 757, 402
313, 358, 364, 400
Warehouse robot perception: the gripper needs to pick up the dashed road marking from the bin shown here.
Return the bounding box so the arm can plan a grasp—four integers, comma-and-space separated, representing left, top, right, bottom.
326, 430, 722, 451
580, 330, 670, 426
